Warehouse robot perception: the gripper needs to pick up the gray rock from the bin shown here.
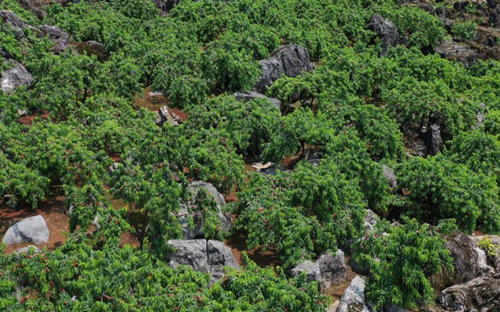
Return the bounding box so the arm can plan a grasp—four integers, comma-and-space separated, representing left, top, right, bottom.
0, 10, 35, 39
178, 181, 231, 239
430, 232, 482, 292
306, 152, 322, 167
167, 239, 239, 284
290, 260, 321, 282
290, 250, 346, 290
438, 276, 500, 312
364, 209, 379, 231
3, 215, 49, 245
15, 245, 41, 254
254, 44, 314, 94
427, 124, 442, 156
383, 304, 405, 312
435, 41, 481, 69
233, 91, 282, 111
156, 105, 183, 127
470, 235, 500, 271
167, 239, 209, 273
73, 40, 106, 60
472, 103, 487, 130
18, 0, 46, 20
368, 15, 399, 55
1, 59, 34, 93
382, 165, 397, 190
337, 276, 370, 312
474, 246, 494, 276
38, 25, 70, 54
3, 194, 18, 209
207, 240, 239, 283
318, 250, 347, 288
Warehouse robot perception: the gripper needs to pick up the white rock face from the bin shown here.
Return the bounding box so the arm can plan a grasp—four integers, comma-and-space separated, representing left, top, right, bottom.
337, 276, 370, 312
1, 59, 34, 93
3, 215, 50, 245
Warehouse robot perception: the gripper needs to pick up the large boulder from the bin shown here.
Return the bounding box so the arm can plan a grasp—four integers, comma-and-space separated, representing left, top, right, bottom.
337, 276, 370, 312
290, 250, 346, 290
167, 239, 239, 284
437, 276, 500, 312
167, 239, 209, 273
429, 232, 483, 292
178, 181, 231, 239
207, 240, 239, 283
3, 215, 49, 245
1, 59, 34, 93
368, 15, 399, 55
254, 44, 314, 94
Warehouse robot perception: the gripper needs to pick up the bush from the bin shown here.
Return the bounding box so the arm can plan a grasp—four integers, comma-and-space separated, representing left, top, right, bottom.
452, 21, 478, 41
353, 218, 455, 309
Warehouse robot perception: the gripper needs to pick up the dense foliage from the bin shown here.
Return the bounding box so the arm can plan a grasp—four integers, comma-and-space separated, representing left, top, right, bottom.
1, 0, 500, 310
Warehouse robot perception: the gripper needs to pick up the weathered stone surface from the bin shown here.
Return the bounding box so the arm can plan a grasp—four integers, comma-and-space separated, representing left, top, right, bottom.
155, 105, 183, 126
178, 181, 231, 239
15, 245, 41, 254
290, 250, 346, 290
167, 239, 209, 273
435, 41, 481, 69
3, 215, 49, 245
430, 232, 482, 292
363, 209, 379, 232
382, 165, 397, 190
38, 25, 70, 53
207, 240, 239, 283
167, 239, 239, 284
438, 276, 500, 312
254, 44, 314, 94
1, 59, 34, 93
233, 91, 282, 111
290, 260, 321, 282
368, 15, 399, 55
318, 250, 347, 288
337, 276, 370, 312
0, 10, 35, 39
427, 124, 443, 156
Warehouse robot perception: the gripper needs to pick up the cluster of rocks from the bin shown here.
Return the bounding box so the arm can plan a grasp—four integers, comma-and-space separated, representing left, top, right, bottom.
1, 10, 108, 94
155, 105, 183, 127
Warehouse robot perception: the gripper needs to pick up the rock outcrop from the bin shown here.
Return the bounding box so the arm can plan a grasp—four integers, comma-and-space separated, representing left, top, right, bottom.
254, 44, 314, 94
3, 215, 50, 245
290, 250, 346, 291
233, 91, 282, 111
430, 232, 484, 292
178, 181, 231, 239
368, 15, 399, 55
166, 239, 239, 284
337, 276, 370, 312
156, 105, 183, 127
1, 59, 34, 93
438, 276, 500, 312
